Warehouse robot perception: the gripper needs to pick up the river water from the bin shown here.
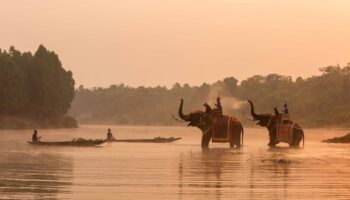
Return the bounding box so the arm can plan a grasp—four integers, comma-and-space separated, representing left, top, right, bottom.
0, 126, 349, 200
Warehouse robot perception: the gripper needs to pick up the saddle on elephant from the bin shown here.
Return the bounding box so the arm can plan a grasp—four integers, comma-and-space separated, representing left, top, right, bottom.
211, 115, 240, 142
276, 123, 293, 144
275, 114, 300, 144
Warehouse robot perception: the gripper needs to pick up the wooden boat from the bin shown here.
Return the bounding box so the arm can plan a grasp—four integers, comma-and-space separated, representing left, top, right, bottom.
110, 137, 182, 143
27, 140, 106, 146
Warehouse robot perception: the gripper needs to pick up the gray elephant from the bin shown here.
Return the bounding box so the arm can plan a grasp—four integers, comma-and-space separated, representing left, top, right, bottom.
178, 99, 244, 148
247, 100, 304, 147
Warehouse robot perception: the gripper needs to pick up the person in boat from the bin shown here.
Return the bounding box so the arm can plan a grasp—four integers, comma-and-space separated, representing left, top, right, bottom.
32, 129, 41, 143
215, 96, 223, 115
107, 128, 115, 141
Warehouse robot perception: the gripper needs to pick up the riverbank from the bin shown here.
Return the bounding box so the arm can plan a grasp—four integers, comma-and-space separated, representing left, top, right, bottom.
0, 116, 78, 129
322, 133, 350, 143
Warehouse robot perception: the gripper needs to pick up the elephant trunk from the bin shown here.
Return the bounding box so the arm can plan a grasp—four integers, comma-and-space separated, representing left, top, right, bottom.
179, 99, 190, 121
247, 100, 262, 120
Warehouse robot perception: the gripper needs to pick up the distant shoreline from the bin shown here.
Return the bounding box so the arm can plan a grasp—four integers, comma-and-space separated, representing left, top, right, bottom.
0, 116, 78, 129
76, 122, 350, 130
1, 118, 349, 130
322, 133, 350, 143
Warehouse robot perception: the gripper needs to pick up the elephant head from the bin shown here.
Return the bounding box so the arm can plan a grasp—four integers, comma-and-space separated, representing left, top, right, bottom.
247, 100, 277, 127
178, 99, 211, 128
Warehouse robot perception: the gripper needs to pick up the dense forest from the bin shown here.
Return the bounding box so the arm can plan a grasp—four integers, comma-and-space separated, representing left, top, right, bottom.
0, 45, 76, 128
70, 64, 350, 127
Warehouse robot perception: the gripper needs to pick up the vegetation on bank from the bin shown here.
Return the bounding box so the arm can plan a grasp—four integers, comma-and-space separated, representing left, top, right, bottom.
0, 45, 77, 129
70, 64, 350, 128
322, 133, 350, 143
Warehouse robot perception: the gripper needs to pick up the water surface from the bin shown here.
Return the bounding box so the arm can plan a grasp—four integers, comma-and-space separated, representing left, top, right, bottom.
0, 126, 349, 200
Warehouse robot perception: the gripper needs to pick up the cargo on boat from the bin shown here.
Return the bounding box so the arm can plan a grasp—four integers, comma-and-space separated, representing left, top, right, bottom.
110, 137, 182, 143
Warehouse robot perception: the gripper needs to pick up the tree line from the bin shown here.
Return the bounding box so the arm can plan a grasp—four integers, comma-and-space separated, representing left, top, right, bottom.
70, 64, 350, 127
0, 45, 76, 128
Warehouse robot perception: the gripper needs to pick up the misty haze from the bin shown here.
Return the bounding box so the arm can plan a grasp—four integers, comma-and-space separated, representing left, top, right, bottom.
0, 1, 349, 200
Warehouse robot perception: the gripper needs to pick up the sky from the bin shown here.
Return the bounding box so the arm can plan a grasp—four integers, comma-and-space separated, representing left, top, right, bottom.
1, 0, 350, 88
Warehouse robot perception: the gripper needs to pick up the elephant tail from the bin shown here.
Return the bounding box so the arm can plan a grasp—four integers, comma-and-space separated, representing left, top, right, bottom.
240, 122, 244, 147
302, 130, 305, 148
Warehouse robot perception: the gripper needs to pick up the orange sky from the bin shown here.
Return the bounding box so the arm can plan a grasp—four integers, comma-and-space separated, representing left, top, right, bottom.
1, 0, 350, 87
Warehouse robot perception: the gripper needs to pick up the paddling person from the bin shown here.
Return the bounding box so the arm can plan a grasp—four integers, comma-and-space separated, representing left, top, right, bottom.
32, 129, 41, 143
107, 128, 115, 141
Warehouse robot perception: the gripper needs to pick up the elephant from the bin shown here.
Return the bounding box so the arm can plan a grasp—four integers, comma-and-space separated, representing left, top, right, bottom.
178, 99, 244, 148
247, 100, 304, 147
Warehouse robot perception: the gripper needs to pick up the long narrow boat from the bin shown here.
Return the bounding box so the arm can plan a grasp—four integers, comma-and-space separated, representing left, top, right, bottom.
110, 137, 182, 143
27, 140, 106, 146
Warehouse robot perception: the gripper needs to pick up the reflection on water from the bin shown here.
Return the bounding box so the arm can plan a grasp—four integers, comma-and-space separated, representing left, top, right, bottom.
0, 148, 73, 200
0, 126, 349, 200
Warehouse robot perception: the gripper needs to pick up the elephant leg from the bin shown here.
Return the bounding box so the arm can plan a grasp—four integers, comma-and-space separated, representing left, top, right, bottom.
201, 132, 212, 148
268, 129, 277, 146
291, 129, 303, 147
230, 126, 241, 148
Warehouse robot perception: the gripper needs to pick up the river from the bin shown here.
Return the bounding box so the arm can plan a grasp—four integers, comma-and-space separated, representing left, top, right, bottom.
0, 126, 349, 200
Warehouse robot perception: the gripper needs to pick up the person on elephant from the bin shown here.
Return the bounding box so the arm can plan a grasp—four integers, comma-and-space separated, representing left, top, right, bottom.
107, 128, 115, 141
215, 97, 223, 115
282, 102, 289, 114
274, 106, 291, 124
281, 102, 292, 123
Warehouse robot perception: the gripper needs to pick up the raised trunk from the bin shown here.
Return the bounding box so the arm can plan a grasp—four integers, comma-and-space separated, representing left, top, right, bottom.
247, 100, 262, 120
179, 99, 190, 121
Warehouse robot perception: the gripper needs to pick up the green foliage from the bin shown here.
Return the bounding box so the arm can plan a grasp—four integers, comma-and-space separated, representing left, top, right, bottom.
71, 65, 350, 127
0, 49, 27, 115
28, 45, 75, 117
0, 45, 76, 128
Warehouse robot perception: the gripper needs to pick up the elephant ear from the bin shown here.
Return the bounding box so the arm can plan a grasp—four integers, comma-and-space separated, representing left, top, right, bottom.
203, 103, 212, 113
274, 107, 280, 116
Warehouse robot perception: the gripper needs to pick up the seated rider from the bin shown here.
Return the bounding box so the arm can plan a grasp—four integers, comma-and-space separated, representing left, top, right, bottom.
215, 97, 223, 115
282, 102, 289, 114
281, 102, 291, 123
32, 129, 41, 143
107, 128, 115, 141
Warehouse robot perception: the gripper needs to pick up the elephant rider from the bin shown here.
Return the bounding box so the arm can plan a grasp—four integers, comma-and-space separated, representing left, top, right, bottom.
107, 128, 115, 141
282, 102, 289, 114
274, 102, 292, 124
215, 97, 223, 115
32, 129, 41, 143
203, 97, 223, 118
281, 102, 292, 123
